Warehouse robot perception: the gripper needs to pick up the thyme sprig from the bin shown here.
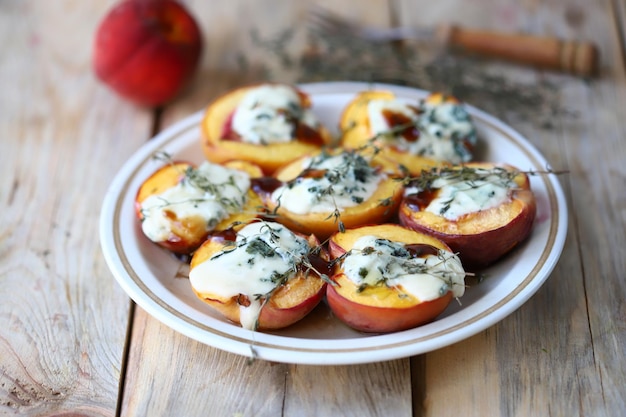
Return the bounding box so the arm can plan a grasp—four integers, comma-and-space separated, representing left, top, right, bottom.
398, 165, 567, 192
183, 167, 246, 211
208, 220, 334, 331
152, 150, 176, 164
272, 147, 390, 235
141, 151, 256, 225
338, 242, 466, 296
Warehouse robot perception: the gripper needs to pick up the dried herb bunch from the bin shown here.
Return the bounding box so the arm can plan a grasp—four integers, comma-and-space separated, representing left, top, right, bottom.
247, 24, 574, 127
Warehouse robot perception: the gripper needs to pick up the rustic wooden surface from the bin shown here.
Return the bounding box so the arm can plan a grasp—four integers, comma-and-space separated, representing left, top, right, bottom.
1, 0, 625, 416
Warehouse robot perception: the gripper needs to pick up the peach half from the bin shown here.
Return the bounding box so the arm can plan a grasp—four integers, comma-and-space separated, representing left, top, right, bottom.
340, 90, 480, 174
327, 224, 463, 333
340, 90, 444, 175
399, 163, 537, 267
189, 224, 328, 330
258, 150, 405, 240
201, 83, 334, 174
135, 160, 262, 255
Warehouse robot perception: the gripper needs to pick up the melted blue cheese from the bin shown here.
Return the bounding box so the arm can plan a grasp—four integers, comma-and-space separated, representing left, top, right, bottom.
231, 84, 320, 144
367, 98, 477, 163
271, 152, 383, 214
189, 222, 310, 330
140, 162, 250, 242
407, 169, 516, 220
342, 236, 465, 300
368, 99, 419, 134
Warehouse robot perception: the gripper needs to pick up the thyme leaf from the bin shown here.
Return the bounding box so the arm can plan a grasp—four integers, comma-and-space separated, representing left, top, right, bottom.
339, 238, 466, 296
399, 165, 567, 193
275, 148, 386, 235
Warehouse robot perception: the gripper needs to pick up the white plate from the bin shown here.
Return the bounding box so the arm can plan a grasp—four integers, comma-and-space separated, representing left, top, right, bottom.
100, 82, 567, 365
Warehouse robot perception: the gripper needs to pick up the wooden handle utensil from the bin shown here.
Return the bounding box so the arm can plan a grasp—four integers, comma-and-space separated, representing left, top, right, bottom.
442, 25, 599, 77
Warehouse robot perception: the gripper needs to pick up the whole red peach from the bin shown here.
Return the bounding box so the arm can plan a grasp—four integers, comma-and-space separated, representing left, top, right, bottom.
93, 0, 202, 106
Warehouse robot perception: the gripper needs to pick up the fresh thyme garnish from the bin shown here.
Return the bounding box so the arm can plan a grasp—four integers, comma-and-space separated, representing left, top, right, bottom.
324, 207, 346, 233
272, 148, 386, 234
328, 250, 350, 268
140, 152, 256, 232
378, 198, 396, 221
399, 165, 567, 191
397, 165, 567, 218
339, 239, 466, 296
207, 220, 334, 331
338, 95, 477, 165
152, 150, 175, 164
247, 344, 259, 365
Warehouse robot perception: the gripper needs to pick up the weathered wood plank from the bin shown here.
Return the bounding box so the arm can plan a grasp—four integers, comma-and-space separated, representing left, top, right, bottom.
563, 0, 626, 412
393, 0, 626, 416
0, 0, 151, 415
122, 307, 289, 417
118, 0, 297, 413
120, 1, 413, 416
284, 361, 412, 417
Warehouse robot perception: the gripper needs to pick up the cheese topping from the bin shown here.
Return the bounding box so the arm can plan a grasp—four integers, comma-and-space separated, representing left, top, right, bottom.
189, 221, 311, 330
231, 84, 320, 144
368, 99, 419, 133
405, 167, 517, 220
341, 235, 465, 300
271, 151, 384, 214
367, 97, 477, 163
140, 162, 250, 242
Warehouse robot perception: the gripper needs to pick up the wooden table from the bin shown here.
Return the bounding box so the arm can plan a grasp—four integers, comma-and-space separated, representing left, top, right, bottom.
2, 0, 625, 415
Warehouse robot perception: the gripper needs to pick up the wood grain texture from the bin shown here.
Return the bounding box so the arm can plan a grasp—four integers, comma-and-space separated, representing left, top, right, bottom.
2, 0, 625, 416
0, 0, 151, 415
120, 1, 413, 417
284, 361, 412, 417
446, 25, 599, 76
121, 307, 290, 417
394, 0, 626, 415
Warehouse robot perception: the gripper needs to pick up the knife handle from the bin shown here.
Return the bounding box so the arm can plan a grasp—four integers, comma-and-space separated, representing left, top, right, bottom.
440, 24, 599, 77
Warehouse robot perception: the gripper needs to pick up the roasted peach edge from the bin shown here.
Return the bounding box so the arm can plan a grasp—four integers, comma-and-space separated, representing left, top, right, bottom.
399, 191, 537, 268
200, 83, 334, 174
398, 164, 537, 267
189, 230, 328, 330
339, 90, 447, 175
135, 160, 263, 255
326, 224, 458, 333
262, 152, 405, 240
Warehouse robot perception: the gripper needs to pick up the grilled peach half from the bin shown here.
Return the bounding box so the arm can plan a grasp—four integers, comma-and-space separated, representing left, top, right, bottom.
189, 224, 328, 330
135, 160, 263, 255
340, 91, 476, 175
201, 83, 334, 174
258, 150, 405, 240
327, 224, 464, 333
399, 163, 537, 267
340, 90, 444, 175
